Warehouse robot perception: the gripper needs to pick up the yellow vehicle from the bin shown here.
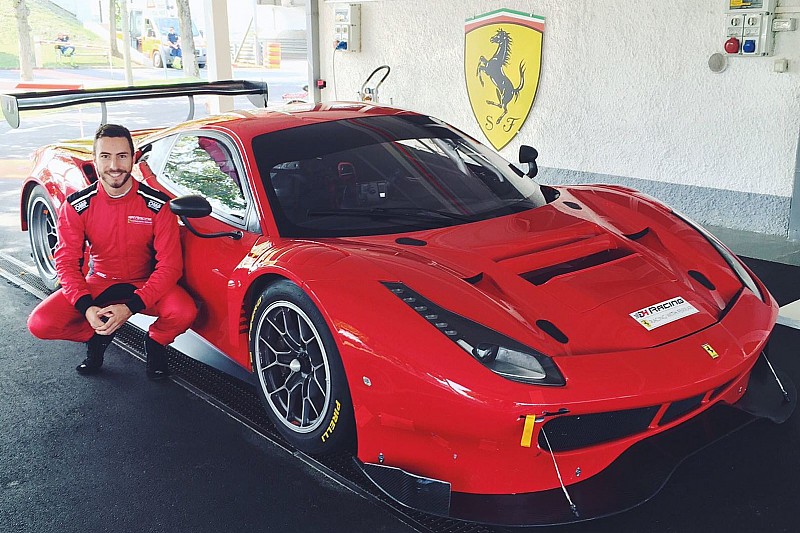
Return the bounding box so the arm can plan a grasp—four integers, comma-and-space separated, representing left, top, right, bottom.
130, 11, 206, 69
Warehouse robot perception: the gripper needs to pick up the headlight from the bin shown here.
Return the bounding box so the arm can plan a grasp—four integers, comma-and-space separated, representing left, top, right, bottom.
383, 282, 565, 386
671, 211, 765, 303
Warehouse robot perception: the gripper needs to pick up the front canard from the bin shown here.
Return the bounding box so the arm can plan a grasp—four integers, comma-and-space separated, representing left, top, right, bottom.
464, 9, 544, 150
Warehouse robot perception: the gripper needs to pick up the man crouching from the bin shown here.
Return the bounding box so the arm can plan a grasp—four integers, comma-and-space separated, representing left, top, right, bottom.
27, 124, 197, 380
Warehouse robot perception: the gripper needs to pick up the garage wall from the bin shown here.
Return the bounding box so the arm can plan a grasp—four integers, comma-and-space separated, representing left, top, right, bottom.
318, 0, 800, 236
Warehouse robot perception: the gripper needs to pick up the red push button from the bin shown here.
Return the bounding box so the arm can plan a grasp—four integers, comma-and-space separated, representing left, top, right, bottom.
725, 37, 740, 54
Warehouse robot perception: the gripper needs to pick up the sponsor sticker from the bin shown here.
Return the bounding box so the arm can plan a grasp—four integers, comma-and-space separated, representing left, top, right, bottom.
127, 215, 152, 225
629, 296, 699, 331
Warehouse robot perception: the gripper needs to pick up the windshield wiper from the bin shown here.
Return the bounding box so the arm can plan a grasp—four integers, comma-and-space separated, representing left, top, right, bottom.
307, 206, 476, 222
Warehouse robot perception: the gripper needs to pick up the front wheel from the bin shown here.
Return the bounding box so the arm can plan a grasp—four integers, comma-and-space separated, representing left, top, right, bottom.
27, 185, 60, 291
250, 280, 355, 455
152, 50, 163, 68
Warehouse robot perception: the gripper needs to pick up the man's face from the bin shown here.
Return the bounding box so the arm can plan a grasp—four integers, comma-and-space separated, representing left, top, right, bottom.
94, 136, 133, 194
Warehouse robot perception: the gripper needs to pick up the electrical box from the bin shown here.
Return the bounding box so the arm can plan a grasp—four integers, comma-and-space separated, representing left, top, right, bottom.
334, 4, 361, 52
724, 0, 776, 56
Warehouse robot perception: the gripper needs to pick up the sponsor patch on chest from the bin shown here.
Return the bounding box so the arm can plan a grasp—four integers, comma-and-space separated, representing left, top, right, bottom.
73, 199, 89, 213
629, 296, 699, 331
128, 215, 153, 225
146, 199, 163, 212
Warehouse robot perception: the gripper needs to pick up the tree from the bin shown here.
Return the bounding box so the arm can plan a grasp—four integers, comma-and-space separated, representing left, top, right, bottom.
14, 0, 35, 81
108, 0, 121, 58
175, 0, 198, 77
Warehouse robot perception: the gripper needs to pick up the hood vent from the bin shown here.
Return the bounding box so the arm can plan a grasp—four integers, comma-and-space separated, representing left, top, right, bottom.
624, 227, 650, 240
396, 237, 427, 246
536, 320, 568, 344
521, 248, 633, 286
688, 270, 716, 290
462, 272, 484, 285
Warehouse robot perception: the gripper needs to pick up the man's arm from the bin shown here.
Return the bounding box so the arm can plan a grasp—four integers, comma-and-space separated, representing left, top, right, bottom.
127, 206, 184, 313
54, 202, 93, 314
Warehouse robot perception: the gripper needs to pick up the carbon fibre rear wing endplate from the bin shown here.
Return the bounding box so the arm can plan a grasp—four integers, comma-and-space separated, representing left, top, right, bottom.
0, 80, 268, 128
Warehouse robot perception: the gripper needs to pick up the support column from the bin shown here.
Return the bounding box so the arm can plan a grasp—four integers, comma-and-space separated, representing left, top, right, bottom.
204, 0, 234, 113
790, 130, 800, 241
306, 0, 321, 104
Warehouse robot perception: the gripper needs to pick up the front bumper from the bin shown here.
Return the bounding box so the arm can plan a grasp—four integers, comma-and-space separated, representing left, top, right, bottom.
357, 354, 795, 526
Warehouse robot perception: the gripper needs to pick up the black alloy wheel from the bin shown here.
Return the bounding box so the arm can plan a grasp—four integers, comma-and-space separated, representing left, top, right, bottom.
27, 186, 60, 291
250, 280, 355, 454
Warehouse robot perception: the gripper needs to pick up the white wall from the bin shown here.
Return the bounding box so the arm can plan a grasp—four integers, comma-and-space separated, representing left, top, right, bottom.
318, 0, 800, 235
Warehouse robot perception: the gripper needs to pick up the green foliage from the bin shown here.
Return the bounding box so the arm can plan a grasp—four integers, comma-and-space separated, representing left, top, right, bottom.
0, 0, 116, 69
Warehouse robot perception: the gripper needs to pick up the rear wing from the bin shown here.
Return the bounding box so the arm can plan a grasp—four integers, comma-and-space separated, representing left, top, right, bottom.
0, 79, 268, 128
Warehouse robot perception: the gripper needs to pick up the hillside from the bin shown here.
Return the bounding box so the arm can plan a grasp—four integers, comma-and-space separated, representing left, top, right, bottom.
0, 0, 112, 69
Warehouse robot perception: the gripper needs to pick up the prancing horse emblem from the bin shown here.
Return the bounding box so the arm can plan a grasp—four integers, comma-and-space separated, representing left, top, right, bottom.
476, 29, 525, 125
464, 9, 544, 150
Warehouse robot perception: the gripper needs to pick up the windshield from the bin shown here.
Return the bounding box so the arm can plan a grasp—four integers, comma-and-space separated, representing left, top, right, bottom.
253, 114, 546, 238
155, 17, 199, 37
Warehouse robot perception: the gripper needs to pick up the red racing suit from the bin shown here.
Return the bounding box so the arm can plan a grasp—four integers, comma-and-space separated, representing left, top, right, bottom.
27, 179, 196, 346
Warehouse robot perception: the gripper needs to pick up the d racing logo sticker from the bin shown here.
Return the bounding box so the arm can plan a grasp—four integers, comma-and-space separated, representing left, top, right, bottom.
630, 296, 699, 331
464, 9, 544, 150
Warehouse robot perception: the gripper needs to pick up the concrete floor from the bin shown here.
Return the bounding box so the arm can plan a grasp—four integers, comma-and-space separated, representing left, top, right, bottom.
1, 252, 799, 533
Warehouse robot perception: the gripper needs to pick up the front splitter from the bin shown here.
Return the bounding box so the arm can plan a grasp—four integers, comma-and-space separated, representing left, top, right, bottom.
360, 354, 795, 527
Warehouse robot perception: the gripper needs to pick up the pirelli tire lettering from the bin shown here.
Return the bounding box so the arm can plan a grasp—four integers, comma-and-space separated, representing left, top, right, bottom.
249, 279, 355, 455
321, 399, 342, 443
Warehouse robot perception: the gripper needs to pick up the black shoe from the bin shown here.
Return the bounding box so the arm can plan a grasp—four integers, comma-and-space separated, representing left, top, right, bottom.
145, 336, 171, 381
76, 334, 114, 375
76, 357, 103, 375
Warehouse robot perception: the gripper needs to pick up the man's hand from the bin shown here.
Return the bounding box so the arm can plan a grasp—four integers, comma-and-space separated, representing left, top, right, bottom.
86, 304, 133, 336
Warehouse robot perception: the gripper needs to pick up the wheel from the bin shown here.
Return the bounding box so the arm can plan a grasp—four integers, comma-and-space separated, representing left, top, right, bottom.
250, 280, 355, 454
152, 50, 163, 68
27, 185, 60, 291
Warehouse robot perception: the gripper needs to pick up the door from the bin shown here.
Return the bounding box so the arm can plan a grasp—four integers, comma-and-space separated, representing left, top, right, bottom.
138, 132, 261, 365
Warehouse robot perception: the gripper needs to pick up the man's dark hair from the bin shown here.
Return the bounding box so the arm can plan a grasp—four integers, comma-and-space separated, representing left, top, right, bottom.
94, 123, 134, 156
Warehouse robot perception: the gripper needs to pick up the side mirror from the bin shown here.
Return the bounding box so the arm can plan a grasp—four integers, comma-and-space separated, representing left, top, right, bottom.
518, 145, 539, 178
170, 195, 243, 240
170, 195, 212, 218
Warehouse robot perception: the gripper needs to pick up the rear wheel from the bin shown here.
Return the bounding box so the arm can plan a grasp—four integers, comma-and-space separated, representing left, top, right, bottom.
249, 280, 355, 454
27, 185, 60, 291
152, 50, 163, 68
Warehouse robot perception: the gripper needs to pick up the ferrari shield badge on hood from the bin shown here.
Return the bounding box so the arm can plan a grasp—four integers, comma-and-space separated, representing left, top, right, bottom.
464, 9, 544, 150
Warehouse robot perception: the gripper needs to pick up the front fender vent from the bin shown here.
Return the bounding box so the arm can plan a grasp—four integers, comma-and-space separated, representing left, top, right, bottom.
536, 320, 568, 344
688, 270, 716, 291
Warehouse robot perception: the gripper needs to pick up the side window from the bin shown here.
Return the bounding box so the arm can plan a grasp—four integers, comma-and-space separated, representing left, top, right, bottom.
160, 135, 247, 222
138, 135, 175, 174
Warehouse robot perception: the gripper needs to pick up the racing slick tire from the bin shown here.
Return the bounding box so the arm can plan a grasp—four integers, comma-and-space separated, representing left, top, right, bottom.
249, 280, 355, 455
152, 51, 163, 68
26, 185, 60, 291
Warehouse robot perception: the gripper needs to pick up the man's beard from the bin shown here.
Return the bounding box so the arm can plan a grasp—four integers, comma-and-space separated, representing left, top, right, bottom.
101, 170, 132, 191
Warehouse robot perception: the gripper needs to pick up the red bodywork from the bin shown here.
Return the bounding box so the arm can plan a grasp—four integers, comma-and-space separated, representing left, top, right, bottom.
20, 104, 784, 524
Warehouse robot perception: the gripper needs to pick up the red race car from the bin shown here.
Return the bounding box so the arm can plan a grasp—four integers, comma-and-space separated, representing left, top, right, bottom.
6, 82, 795, 526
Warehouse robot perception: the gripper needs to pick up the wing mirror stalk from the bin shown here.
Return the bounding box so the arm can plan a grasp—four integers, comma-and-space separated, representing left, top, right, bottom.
518, 145, 539, 178
169, 195, 243, 240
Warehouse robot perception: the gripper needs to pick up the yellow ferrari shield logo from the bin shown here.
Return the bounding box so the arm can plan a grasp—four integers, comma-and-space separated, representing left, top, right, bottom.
702, 343, 720, 359
465, 9, 544, 150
